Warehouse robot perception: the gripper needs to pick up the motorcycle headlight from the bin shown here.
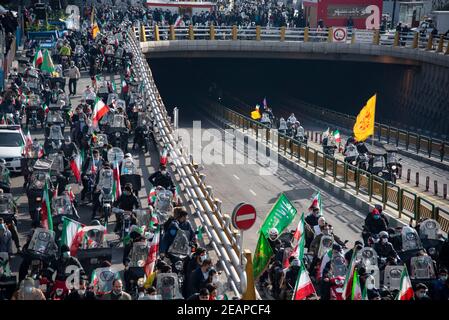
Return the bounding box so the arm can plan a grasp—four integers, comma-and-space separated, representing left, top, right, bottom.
58, 224, 63, 231
391, 165, 397, 170
351, 161, 356, 165
115, 132, 121, 137
175, 261, 183, 271
378, 172, 383, 177
36, 197, 42, 201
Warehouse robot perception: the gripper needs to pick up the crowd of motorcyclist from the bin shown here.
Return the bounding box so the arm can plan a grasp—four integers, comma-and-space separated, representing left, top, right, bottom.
0, 8, 229, 301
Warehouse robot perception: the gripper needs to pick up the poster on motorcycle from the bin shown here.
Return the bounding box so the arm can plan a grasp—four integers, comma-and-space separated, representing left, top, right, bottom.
260, 193, 297, 238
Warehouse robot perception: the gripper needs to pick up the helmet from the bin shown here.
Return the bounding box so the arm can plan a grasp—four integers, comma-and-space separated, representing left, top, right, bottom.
379, 231, 389, 239
269, 228, 278, 239
90, 219, 101, 226
125, 153, 132, 158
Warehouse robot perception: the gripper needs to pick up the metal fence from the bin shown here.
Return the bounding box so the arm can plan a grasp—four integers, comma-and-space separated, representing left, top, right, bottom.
288, 100, 449, 163
202, 102, 449, 233
134, 25, 449, 55
127, 29, 251, 298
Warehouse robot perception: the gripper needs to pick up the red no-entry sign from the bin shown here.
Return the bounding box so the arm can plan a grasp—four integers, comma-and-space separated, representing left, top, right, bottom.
232, 203, 257, 231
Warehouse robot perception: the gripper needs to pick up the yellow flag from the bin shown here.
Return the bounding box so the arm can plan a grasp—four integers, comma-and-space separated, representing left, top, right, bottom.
251, 110, 261, 120
353, 94, 376, 142
92, 22, 100, 39
143, 271, 157, 289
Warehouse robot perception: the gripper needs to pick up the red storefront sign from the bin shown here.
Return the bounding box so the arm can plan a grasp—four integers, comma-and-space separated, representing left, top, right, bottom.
304, 0, 383, 29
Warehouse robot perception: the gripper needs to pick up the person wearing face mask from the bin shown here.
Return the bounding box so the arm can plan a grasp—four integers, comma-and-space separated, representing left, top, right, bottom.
48, 245, 85, 285
186, 258, 213, 298
280, 257, 300, 299
11, 277, 46, 300
431, 268, 449, 300
187, 287, 210, 301
148, 165, 175, 191
374, 231, 398, 263
113, 183, 140, 233
182, 247, 207, 297
363, 208, 388, 245
65, 279, 97, 300
81, 149, 103, 203
345, 240, 364, 263
159, 210, 195, 254
414, 283, 431, 300
102, 279, 132, 300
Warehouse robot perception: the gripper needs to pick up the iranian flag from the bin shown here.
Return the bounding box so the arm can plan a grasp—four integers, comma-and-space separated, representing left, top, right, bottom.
333, 129, 341, 143
292, 264, 316, 300
33, 49, 44, 68
144, 227, 160, 276
308, 192, 322, 215
351, 268, 363, 300
92, 98, 110, 128
112, 164, 121, 201
342, 250, 357, 300
396, 267, 414, 300
60, 217, 84, 253
174, 15, 183, 27
160, 147, 168, 166
40, 180, 53, 231
121, 79, 128, 94
70, 153, 83, 183
90, 149, 97, 175
42, 103, 49, 114
148, 188, 157, 205
317, 249, 332, 281
284, 213, 306, 268
25, 128, 33, 147
293, 212, 305, 241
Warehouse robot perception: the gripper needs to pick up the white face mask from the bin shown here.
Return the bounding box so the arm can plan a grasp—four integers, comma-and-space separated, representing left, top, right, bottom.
200, 254, 207, 262
212, 275, 219, 284
24, 287, 33, 294
78, 289, 86, 295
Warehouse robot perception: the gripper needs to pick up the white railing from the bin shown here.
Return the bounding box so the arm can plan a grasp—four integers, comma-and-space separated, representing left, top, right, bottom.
127, 29, 255, 298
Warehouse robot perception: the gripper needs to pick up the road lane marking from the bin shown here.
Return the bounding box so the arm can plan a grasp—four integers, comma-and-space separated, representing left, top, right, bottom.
233, 174, 240, 180
249, 189, 257, 196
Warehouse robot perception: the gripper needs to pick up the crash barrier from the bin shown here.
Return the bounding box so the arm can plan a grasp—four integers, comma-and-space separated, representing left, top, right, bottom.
201, 102, 449, 234
282, 99, 449, 163
127, 29, 252, 298
134, 25, 449, 55
0, 31, 16, 90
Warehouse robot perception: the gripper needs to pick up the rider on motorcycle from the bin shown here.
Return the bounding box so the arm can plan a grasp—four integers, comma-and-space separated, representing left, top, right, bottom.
159, 210, 195, 254
373, 231, 399, 263
61, 136, 79, 160
286, 113, 297, 127
113, 184, 140, 233
148, 165, 174, 191
363, 208, 388, 245
320, 244, 345, 300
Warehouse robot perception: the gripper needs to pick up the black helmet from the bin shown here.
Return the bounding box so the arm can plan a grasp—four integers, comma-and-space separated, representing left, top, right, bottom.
90, 219, 101, 226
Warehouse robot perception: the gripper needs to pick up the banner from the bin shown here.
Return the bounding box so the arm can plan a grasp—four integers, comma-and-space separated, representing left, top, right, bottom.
260, 193, 297, 237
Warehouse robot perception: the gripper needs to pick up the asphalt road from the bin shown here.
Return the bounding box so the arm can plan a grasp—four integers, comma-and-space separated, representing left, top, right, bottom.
177, 99, 366, 253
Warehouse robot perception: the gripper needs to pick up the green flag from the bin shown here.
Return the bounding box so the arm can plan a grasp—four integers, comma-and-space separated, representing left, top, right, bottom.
196, 225, 204, 241
260, 193, 297, 238
41, 49, 55, 74
253, 233, 274, 279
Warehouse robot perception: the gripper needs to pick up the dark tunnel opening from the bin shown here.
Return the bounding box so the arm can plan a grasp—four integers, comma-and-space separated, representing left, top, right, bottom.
148, 58, 448, 137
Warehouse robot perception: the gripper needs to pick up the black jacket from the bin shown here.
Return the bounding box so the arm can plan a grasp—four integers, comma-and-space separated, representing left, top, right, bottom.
113, 193, 140, 211
148, 171, 174, 190
364, 214, 388, 235
305, 213, 319, 227
186, 267, 207, 298
374, 241, 398, 259
65, 290, 97, 300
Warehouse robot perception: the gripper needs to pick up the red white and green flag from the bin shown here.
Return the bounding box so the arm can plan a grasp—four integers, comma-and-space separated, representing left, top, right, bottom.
92, 98, 110, 128
317, 249, 332, 281
70, 153, 83, 183
33, 49, 44, 67
342, 250, 357, 300
121, 79, 128, 94
396, 267, 414, 300
293, 212, 305, 241
292, 263, 316, 300
285, 213, 306, 268
351, 268, 363, 300
112, 164, 121, 202
160, 147, 168, 166
42, 103, 49, 114
40, 180, 53, 231
333, 129, 341, 143
60, 217, 84, 252
25, 128, 33, 147
144, 227, 160, 276
308, 191, 322, 215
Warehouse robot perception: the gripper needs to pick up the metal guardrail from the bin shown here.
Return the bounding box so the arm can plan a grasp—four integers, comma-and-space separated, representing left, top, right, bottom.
202, 102, 449, 233
127, 29, 250, 298
134, 25, 449, 56
288, 100, 449, 163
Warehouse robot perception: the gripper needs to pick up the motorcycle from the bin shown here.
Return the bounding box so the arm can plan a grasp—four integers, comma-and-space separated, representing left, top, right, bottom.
106, 114, 129, 152
0, 252, 17, 299
260, 112, 272, 129
52, 194, 79, 243
383, 144, 402, 184
26, 159, 52, 227
134, 113, 152, 153
44, 125, 65, 154
97, 168, 115, 227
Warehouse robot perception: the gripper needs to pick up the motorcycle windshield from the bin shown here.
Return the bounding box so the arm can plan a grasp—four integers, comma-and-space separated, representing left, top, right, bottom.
49, 126, 64, 140
52, 196, 71, 216
121, 160, 136, 175
130, 242, 149, 267
155, 191, 173, 213
401, 226, 422, 251
111, 115, 125, 128
386, 153, 398, 164
30, 173, 47, 189
0, 194, 13, 214
29, 228, 56, 255
372, 156, 385, 168
83, 228, 105, 249
94, 268, 118, 293
167, 230, 191, 256
47, 111, 64, 123
419, 219, 441, 240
